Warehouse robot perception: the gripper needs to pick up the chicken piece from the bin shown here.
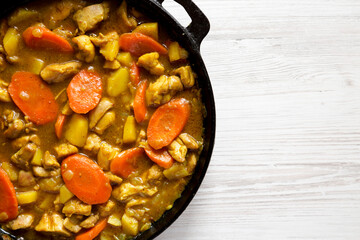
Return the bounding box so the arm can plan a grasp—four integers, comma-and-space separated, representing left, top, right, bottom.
89, 31, 119, 47
172, 66, 195, 88
137, 52, 165, 75
62, 198, 92, 217
0, 85, 11, 102
83, 133, 102, 154
97, 142, 118, 171
143, 165, 163, 185
163, 162, 190, 181
4, 119, 25, 139
54, 143, 78, 158
73, 2, 110, 33
72, 35, 95, 63
7, 213, 34, 230
53, 26, 76, 39
38, 175, 63, 193
63, 217, 82, 233
35, 212, 71, 237
11, 143, 37, 170
80, 214, 99, 228
33, 166, 60, 178
146, 75, 183, 106
90, 31, 119, 61
40, 61, 82, 84
105, 172, 123, 185
11, 134, 40, 150
18, 170, 36, 187
125, 197, 148, 208
186, 153, 198, 174
117, 0, 137, 32
99, 199, 116, 217
89, 98, 114, 129
94, 111, 115, 135
43, 151, 60, 170
46, 0, 85, 28
179, 133, 199, 150
112, 182, 158, 202
168, 137, 187, 163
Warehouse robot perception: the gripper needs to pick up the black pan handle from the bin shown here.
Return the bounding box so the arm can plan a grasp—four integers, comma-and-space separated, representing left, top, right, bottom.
154, 0, 210, 48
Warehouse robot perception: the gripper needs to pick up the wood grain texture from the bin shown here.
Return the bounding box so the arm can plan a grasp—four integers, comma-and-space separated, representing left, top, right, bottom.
156, 0, 360, 239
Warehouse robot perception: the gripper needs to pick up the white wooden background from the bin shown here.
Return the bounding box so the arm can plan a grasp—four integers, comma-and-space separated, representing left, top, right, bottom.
156, 0, 360, 239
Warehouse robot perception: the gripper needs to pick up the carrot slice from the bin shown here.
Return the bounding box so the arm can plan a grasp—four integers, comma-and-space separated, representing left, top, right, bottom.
55, 114, 66, 139
130, 61, 140, 85
110, 147, 144, 178
8, 71, 59, 125
23, 26, 73, 52
134, 80, 147, 123
147, 98, 190, 150
67, 69, 103, 114
144, 145, 174, 169
119, 32, 168, 57
76, 218, 107, 240
61, 154, 111, 205
0, 167, 18, 222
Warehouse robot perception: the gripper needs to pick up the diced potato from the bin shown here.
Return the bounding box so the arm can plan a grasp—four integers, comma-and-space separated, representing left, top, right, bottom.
140, 222, 151, 232
65, 114, 88, 147
168, 41, 188, 62
38, 194, 56, 210
100, 40, 119, 61
31, 148, 43, 166
29, 58, 45, 75
16, 191, 38, 205
123, 116, 136, 144
3, 28, 20, 56
116, 52, 133, 67
60, 185, 74, 204
8, 8, 38, 26
107, 68, 130, 97
121, 214, 139, 236
107, 213, 122, 227
133, 22, 158, 41
39, 175, 63, 193
94, 111, 115, 135
1, 162, 18, 181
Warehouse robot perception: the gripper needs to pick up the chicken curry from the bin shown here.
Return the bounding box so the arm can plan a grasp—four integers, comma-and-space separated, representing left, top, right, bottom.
0, 0, 204, 239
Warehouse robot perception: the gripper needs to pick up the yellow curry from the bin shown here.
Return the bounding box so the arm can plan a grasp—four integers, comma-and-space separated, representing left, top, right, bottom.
0, 0, 204, 239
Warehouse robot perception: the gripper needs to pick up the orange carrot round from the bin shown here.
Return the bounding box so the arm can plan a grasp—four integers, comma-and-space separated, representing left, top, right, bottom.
67, 69, 102, 114
110, 147, 144, 178
119, 32, 168, 57
144, 145, 174, 169
61, 154, 111, 205
76, 218, 107, 240
8, 71, 59, 125
0, 168, 18, 222
23, 26, 73, 52
130, 61, 140, 85
134, 80, 147, 123
147, 98, 190, 150
55, 114, 66, 139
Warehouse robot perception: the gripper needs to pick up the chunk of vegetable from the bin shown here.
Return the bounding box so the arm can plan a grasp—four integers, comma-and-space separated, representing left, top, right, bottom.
147, 98, 190, 149
1, 162, 18, 181
39, 175, 63, 193
3, 28, 20, 56
31, 148, 43, 166
107, 213, 122, 227
163, 162, 190, 180
119, 32, 168, 57
107, 67, 129, 97
29, 57, 45, 75
67, 69, 103, 114
64, 114, 88, 147
168, 41, 188, 62
129, 62, 140, 86
22, 26, 73, 52
61, 154, 112, 205
134, 80, 147, 123
16, 191, 38, 205
89, 98, 114, 129
60, 185, 74, 204
55, 114, 67, 139
8, 72, 59, 125
0, 168, 18, 221
110, 147, 144, 178
116, 52, 133, 67
121, 214, 138, 236
144, 145, 174, 169
123, 115, 137, 144
76, 218, 107, 240
133, 22, 158, 41
100, 40, 119, 61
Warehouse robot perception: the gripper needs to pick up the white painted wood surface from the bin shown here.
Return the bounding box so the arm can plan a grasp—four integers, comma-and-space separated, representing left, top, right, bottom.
157, 0, 360, 239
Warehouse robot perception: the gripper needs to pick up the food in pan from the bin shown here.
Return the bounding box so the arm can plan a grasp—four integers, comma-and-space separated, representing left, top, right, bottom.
0, 0, 205, 239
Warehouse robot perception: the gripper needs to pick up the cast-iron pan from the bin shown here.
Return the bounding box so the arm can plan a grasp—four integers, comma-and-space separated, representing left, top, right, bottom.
0, 0, 216, 239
